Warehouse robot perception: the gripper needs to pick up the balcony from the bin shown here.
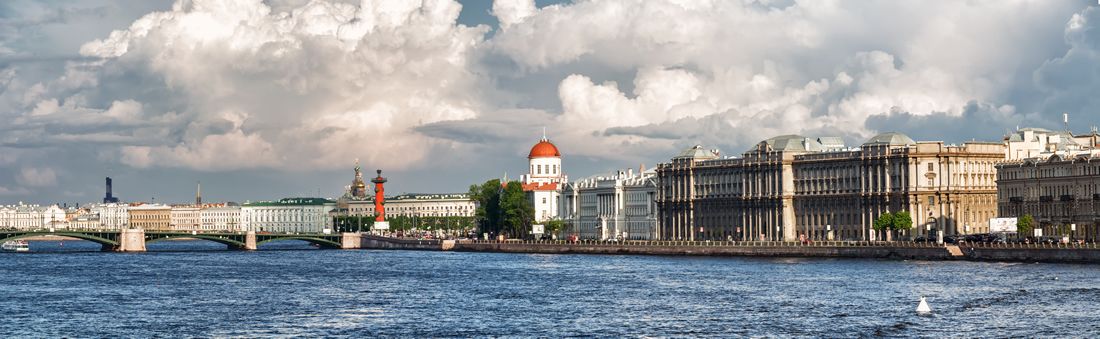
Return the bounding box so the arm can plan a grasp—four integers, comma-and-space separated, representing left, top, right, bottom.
1039, 195, 1053, 202
1060, 195, 1076, 202
1009, 197, 1024, 203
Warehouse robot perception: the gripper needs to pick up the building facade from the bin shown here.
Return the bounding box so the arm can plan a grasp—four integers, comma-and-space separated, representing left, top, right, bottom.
658, 133, 1004, 241
241, 198, 336, 233
560, 168, 658, 240
128, 204, 172, 230
347, 193, 475, 218
201, 205, 242, 232
169, 206, 201, 231
0, 204, 67, 230
89, 203, 129, 229
997, 128, 1100, 240
520, 136, 567, 222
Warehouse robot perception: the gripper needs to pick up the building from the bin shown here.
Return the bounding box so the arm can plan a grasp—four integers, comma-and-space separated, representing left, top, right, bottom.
88, 203, 129, 229
70, 211, 101, 229
169, 205, 201, 230
997, 128, 1100, 240
103, 177, 120, 203
128, 204, 171, 230
347, 193, 475, 218
240, 198, 336, 233
657, 132, 1005, 241
201, 204, 242, 232
520, 135, 568, 222
560, 167, 658, 240
0, 204, 67, 230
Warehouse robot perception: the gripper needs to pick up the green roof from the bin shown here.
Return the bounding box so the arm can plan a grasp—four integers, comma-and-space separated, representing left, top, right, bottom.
243, 197, 335, 207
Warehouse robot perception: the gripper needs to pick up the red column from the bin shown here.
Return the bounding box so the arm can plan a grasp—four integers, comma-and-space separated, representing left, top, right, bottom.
371, 170, 387, 222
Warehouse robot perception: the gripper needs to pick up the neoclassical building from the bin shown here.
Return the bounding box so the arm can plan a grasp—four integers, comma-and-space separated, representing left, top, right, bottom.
347, 193, 476, 218
240, 198, 336, 233
657, 132, 1004, 241
997, 128, 1100, 240
560, 168, 658, 240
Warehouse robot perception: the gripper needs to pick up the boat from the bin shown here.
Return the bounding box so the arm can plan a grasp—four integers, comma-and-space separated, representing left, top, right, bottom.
2, 240, 30, 252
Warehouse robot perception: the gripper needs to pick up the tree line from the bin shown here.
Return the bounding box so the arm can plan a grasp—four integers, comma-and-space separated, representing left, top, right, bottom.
468, 179, 535, 238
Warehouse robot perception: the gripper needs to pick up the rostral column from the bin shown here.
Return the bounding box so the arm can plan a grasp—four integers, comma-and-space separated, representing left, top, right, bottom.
371, 169, 387, 222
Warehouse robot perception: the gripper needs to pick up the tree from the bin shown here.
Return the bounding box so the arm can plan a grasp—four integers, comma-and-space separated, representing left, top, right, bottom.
1017, 214, 1034, 238
873, 212, 895, 241
545, 219, 565, 239
468, 179, 503, 235
892, 211, 913, 231
500, 181, 534, 238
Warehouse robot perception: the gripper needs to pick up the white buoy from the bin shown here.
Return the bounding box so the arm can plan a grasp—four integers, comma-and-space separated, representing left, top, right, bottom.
916, 296, 932, 314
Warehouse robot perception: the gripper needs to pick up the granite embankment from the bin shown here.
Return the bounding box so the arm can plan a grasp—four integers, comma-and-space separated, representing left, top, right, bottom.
361, 236, 1100, 263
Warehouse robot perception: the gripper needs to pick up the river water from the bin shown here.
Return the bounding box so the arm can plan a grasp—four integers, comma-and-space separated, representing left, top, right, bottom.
1, 240, 1099, 337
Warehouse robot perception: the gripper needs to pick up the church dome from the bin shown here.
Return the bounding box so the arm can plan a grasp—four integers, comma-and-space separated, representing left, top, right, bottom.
528, 139, 561, 158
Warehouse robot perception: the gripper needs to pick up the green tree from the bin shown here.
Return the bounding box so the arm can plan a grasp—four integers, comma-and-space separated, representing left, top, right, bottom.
545, 219, 565, 238
1017, 214, 1034, 238
873, 212, 895, 241
468, 179, 503, 235
500, 181, 534, 238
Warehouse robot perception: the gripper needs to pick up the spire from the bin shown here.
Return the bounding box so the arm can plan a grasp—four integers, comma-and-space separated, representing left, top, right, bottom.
196, 181, 202, 206
542, 126, 547, 141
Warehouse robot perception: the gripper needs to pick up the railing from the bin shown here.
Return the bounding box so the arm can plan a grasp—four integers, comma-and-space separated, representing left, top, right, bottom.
454, 239, 947, 248
964, 242, 1100, 250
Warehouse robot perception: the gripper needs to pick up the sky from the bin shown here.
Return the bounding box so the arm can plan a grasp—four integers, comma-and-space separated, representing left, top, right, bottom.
1, 0, 1099, 205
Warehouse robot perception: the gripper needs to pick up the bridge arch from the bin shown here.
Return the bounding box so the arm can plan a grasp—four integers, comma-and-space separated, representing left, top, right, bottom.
257, 236, 341, 249
0, 231, 119, 247
145, 233, 248, 249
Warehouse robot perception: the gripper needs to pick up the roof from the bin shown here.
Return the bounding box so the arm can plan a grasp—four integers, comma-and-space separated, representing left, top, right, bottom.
528, 139, 561, 158
673, 145, 720, 160
758, 135, 824, 152
863, 132, 916, 146
522, 182, 559, 191
242, 197, 335, 207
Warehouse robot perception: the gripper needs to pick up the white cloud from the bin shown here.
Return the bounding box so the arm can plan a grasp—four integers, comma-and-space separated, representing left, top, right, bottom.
17, 167, 57, 187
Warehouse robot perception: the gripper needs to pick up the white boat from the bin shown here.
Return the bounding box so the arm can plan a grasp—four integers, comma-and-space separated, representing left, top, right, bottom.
2, 240, 30, 252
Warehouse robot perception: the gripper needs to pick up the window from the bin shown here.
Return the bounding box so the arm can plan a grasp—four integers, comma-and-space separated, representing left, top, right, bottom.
927, 162, 934, 171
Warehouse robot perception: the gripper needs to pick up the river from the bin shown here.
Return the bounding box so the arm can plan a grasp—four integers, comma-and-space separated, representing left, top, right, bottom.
1, 240, 1098, 337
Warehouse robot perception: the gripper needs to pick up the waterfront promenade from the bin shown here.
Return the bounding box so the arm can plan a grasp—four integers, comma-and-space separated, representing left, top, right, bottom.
361, 235, 1100, 263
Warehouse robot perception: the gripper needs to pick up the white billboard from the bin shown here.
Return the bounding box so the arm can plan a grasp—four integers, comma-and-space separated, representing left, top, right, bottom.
531, 224, 545, 234
988, 218, 1017, 233
373, 221, 390, 230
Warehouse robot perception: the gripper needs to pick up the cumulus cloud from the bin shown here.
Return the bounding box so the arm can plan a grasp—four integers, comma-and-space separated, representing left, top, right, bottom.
17, 167, 57, 187
1, 0, 1100, 203
468, 0, 1091, 157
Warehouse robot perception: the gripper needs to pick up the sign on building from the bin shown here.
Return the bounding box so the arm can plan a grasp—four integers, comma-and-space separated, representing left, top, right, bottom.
988, 218, 1018, 233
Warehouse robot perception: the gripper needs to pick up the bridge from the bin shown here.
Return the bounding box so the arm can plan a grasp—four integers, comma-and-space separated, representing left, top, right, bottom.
0, 229, 362, 252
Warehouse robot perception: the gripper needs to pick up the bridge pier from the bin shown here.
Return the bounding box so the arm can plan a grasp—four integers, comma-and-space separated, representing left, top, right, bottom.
244, 231, 257, 250
341, 232, 362, 249
116, 229, 146, 252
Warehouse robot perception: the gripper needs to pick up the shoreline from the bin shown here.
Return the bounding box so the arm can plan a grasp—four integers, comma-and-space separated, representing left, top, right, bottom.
362, 236, 1100, 264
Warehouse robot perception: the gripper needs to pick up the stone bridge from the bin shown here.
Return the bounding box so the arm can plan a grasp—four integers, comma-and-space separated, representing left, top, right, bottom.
0, 230, 363, 252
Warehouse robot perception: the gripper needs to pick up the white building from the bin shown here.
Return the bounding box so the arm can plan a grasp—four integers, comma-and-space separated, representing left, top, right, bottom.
0, 204, 67, 230
241, 198, 336, 233
347, 193, 475, 218
169, 206, 201, 231
201, 205, 242, 232
1004, 127, 1099, 160
561, 168, 658, 240
520, 136, 568, 222
88, 203, 129, 229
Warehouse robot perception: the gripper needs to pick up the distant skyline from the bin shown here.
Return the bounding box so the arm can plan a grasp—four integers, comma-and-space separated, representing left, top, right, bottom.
1, 0, 1099, 204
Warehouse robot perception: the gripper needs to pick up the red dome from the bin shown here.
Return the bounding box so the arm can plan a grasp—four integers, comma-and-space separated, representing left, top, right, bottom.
528, 140, 561, 158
